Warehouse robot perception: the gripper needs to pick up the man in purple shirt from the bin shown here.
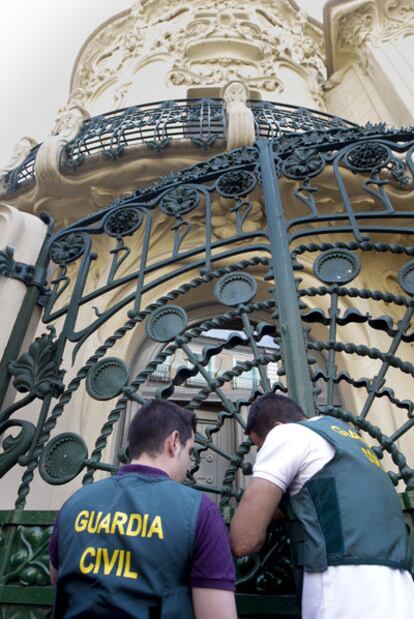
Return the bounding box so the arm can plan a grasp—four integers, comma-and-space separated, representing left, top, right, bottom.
49, 400, 237, 619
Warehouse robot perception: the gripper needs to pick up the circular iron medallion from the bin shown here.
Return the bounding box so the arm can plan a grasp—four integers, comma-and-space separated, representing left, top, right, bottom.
216, 170, 256, 197
160, 186, 200, 217
86, 357, 129, 400
313, 249, 360, 285
103, 207, 143, 237
49, 233, 86, 266
39, 433, 88, 485
214, 272, 258, 306
345, 142, 390, 172
398, 260, 414, 295
146, 305, 188, 342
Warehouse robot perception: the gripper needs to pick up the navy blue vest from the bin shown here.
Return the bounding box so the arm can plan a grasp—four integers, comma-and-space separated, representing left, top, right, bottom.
284, 416, 412, 573
54, 471, 202, 618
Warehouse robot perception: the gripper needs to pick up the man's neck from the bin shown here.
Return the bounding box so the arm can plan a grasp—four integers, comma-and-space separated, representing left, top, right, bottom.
130, 455, 170, 476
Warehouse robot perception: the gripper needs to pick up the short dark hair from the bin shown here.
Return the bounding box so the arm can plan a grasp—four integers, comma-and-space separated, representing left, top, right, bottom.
246, 393, 305, 438
128, 399, 197, 459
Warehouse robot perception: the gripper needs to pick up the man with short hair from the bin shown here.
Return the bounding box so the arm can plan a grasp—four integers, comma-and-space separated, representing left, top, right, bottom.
230, 393, 414, 619
50, 399, 237, 619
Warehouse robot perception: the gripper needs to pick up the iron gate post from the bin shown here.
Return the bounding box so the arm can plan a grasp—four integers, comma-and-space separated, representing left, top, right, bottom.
258, 138, 315, 417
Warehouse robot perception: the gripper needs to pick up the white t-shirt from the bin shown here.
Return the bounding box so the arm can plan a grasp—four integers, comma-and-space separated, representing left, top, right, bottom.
253, 420, 414, 619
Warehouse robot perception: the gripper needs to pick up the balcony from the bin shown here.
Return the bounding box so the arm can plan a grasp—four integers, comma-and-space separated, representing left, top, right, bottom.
186, 372, 214, 387
233, 376, 260, 391
148, 363, 171, 383
2, 98, 357, 193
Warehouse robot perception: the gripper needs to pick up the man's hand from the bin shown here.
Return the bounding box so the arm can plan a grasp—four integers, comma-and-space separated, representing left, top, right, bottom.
192, 588, 237, 619
230, 478, 283, 556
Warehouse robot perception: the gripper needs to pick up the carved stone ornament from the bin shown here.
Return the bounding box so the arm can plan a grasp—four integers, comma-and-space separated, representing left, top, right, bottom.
337, 6, 376, 51
383, 0, 414, 34
66, 0, 325, 112
336, 1, 414, 54
52, 104, 90, 140
223, 81, 256, 151
0, 137, 38, 181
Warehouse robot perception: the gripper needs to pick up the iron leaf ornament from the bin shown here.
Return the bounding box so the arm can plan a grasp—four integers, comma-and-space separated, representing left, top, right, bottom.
0, 247, 15, 277
8, 327, 65, 399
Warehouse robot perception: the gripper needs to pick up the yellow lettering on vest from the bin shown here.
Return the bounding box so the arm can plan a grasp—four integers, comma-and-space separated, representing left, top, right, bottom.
123, 551, 138, 579
97, 513, 111, 534
87, 511, 102, 534
111, 512, 128, 535
142, 514, 149, 537
116, 550, 125, 576
126, 514, 142, 537
147, 515, 164, 540
102, 548, 120, 575
348, 430, 363, 442
93, 547, 102, 574
74, 510, 89, 532
361, 447, 382, 469
79, 547, 95, 574
330, 425, 349, 438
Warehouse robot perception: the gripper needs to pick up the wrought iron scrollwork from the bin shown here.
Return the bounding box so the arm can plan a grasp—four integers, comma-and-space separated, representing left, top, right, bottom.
0, 420, 36, 477
0, 328, 65, 479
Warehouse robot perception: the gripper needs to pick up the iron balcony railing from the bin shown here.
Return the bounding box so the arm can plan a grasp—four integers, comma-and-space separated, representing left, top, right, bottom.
2, 98, 357, 193
186, 371, 215, 387
148, 363, 171, 383
233, 376, 260, 391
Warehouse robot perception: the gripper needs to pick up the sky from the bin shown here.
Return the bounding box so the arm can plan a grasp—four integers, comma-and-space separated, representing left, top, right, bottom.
0, 0, 326, 169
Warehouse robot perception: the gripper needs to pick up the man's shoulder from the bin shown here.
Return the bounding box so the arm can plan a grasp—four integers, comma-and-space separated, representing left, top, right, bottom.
60, 476, 116, 511
263, 418, 332, 453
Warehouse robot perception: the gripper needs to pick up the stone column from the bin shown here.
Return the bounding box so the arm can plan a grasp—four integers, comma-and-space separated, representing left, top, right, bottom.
0, 204, 48, 360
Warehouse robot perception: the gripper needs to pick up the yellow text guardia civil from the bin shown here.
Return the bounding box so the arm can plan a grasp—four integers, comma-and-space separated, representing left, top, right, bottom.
74, 510, 165, 579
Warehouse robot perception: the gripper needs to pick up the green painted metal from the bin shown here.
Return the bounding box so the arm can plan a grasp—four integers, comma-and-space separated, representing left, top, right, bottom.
1, 103, 414, 615
258, 138, 315, 417
0, 214, 54, 411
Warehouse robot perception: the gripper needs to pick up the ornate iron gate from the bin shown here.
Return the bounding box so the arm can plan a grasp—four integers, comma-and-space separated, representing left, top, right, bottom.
1, 120, 414, 617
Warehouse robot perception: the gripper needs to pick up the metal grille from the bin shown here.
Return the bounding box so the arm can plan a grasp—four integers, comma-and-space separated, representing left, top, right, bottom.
1, 115, 414, 613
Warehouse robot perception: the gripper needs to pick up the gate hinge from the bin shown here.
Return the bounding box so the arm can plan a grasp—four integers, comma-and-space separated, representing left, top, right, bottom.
0, 246, 47, 289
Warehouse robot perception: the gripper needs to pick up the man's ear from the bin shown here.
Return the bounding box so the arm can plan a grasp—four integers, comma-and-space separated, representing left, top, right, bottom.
165, 431, 180, 457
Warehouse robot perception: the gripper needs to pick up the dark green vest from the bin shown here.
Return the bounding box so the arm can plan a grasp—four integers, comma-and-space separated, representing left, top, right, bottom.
54, 472, 202, 619
284, 416, 412, 573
